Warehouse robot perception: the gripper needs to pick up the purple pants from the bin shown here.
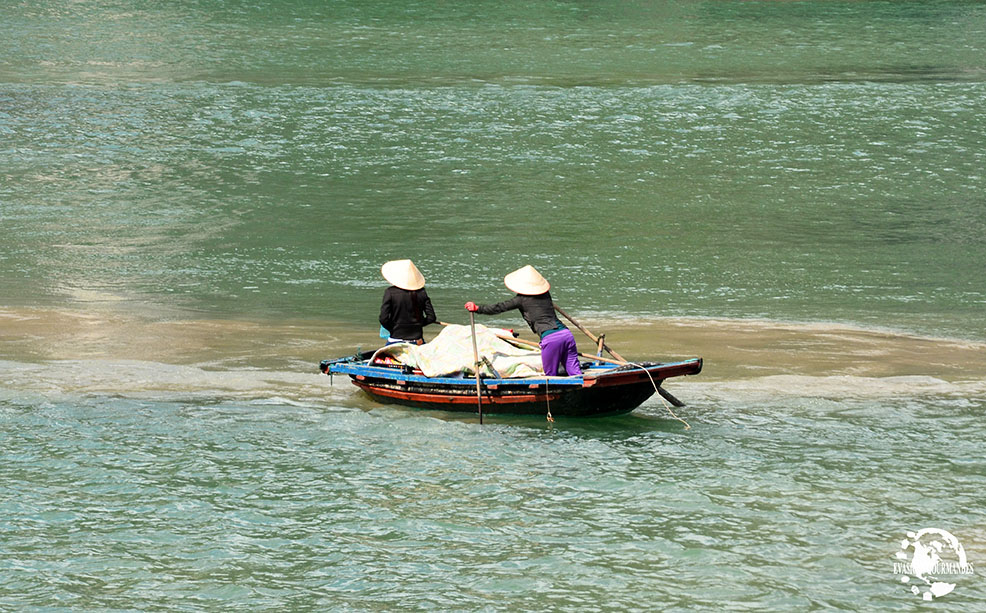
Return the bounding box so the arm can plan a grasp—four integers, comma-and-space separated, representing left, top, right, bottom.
540, 328, 582, 376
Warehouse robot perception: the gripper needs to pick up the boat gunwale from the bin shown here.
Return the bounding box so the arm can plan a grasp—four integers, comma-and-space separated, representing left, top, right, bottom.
326, 357, 702, 388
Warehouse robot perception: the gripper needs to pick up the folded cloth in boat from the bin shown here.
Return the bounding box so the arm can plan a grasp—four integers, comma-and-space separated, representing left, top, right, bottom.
372, 324, 543, 378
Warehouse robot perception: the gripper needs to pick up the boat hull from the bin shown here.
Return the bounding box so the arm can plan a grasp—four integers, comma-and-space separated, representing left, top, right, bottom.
322, 355, 702, 418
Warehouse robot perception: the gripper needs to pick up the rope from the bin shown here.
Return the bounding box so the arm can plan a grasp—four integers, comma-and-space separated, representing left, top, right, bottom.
545, 379, 554, 423
627, 362, 691, 430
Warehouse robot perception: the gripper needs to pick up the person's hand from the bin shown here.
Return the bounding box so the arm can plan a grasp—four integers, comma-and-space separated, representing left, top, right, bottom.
464, 302, 478, 312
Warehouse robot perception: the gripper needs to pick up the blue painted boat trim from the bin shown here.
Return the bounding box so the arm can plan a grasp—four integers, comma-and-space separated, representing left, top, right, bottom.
327, 359, 699, 387
328, 361, 583, 386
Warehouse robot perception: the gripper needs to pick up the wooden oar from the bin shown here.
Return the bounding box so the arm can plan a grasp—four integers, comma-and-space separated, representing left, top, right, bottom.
551, 305, 685, 406
553, 303, 627, 362
508, 329, 685, 405
445, 321, 686, 407
467, 311, 483, 424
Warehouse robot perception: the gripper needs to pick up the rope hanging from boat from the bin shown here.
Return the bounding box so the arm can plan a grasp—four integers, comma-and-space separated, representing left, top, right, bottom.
628, 362, 690, 429
545, 380, 553, 423
549, 306, 690, 429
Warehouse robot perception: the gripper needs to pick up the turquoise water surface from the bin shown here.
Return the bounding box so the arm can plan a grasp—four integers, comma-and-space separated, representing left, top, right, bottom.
2, 1, 985, 610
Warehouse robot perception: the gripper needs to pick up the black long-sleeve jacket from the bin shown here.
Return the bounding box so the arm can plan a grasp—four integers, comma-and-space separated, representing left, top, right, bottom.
475, 292, 566, 338
379, 286, 437, 341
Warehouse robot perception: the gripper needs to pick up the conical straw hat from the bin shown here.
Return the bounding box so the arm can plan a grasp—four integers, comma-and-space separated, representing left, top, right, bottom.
381, 259, 425, 291
504, 265, 550, 296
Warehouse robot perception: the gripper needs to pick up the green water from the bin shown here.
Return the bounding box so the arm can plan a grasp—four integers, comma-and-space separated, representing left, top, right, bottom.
2, 1, 986, 610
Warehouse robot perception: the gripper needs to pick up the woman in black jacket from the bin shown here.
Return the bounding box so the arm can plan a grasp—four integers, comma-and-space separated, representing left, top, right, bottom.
465, 265, 582, 376
379, 259, 437, 345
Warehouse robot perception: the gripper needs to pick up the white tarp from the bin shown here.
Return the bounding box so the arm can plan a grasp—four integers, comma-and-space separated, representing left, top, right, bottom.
371, 324, 543, 378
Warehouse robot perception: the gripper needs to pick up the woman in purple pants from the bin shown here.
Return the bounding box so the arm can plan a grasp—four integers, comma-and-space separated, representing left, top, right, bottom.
465, 265, 582, 376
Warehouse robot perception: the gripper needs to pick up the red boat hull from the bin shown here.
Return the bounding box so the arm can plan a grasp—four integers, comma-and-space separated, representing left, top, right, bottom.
334, 358, 703, 417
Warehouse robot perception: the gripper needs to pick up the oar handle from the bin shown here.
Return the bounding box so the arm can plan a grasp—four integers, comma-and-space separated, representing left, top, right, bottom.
467, 311, 483, 424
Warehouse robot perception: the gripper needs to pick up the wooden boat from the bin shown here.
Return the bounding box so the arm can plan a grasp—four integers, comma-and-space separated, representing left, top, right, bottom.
320, 351, 702, 418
